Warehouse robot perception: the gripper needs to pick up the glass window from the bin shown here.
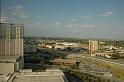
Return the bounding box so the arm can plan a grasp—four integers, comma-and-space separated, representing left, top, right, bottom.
10, 26, 16, 39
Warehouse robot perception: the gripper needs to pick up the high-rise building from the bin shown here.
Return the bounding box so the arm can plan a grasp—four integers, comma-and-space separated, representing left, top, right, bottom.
0, 23, 24, 57
0, 23, 24, 75
89, 40, 98, 52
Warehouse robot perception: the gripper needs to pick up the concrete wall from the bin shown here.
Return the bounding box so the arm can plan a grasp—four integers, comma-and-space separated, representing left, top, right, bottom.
0, 63, 15, 75
16, 57, 24, 70
0, 57, 24, 75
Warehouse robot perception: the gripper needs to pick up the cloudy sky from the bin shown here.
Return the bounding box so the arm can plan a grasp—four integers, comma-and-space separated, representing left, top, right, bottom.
1, 0, 124, 40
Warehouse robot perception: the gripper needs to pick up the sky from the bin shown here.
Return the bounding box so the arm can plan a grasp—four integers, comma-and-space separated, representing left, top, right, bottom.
1, 0, 124, 40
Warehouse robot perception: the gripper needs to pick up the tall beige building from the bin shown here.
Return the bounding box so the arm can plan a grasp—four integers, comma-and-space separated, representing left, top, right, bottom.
89, 40, 98, 52
0, 23, 24, 57
0, 23, 24, 75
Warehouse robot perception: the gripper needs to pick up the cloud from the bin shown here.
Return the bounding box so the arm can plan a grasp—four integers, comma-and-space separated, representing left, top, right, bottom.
72, 29, 80, 33
9, 5, 24, 16
11, 11, 24, 16
8, 5, 30, 22
20, 15, 29, 18
82, 16, 93, 18
54, 22, 60, 26
67, 24, 74, 27
9, 5, 23, 10
0, 16, 8, 23
99, 11, 114, 16
11, 12, 17, 16
67, 24, 95, 28
67, 24, 78, 27
71, 18, 78, 22
33, 22, 41, 26
38, 16, 44, 18
82, 24, 95, 28
15, 5, 23, 9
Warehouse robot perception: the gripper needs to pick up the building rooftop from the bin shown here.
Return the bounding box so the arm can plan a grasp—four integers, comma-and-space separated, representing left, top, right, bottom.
52, 59, 77, 63
0, 56, 22, 63
8, 69, 68, 82
0, 23, 24, 26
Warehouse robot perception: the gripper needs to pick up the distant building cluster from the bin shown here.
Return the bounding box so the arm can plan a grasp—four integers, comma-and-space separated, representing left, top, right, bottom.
24, 38, 85, 53
23, 37, 124, 59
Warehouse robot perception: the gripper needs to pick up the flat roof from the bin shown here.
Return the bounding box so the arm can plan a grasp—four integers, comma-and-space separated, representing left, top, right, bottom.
13, 75, 64, 82
52, 59, 77, 63
0, 56, 22, 63
0, 23, 24, 26
8, 69, 67, 82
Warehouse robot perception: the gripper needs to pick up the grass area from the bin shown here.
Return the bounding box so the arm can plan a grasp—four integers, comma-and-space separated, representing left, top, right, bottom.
80, 57, 124, 81
65, 69, 116, 82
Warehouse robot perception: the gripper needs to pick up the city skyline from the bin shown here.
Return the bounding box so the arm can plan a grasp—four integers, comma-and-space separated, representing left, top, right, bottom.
1, 0, 124, 40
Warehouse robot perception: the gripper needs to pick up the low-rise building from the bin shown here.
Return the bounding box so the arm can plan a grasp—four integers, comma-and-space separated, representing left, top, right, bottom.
0, 56, 24, 75
66, 54, 82, 59
7, 69, 68, 82
24, 41, 38, 53
24, 44, 37, 53
51, 59, 76, 66
54, 42, 81, 50
91, 52, 112, 58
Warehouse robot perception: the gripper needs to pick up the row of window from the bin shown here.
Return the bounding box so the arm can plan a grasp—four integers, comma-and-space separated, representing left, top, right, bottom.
0, 23, 24, 39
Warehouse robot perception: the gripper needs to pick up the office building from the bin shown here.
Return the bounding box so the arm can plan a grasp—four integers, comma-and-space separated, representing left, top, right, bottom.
0, 23, 24, 75
0, 23, 24, 57
89, 40, 98, 52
